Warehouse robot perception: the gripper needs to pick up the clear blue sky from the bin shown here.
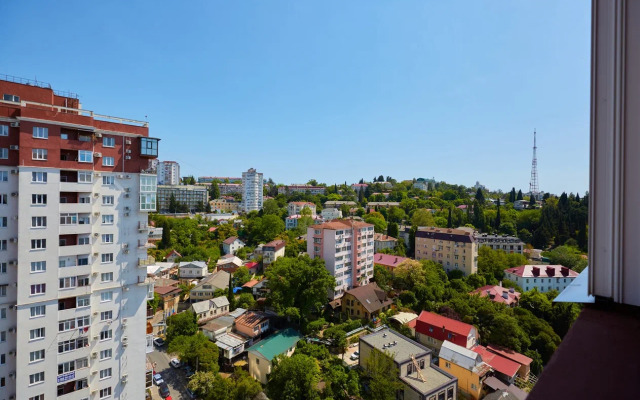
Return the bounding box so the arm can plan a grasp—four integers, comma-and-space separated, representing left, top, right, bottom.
2, 1, 590, 195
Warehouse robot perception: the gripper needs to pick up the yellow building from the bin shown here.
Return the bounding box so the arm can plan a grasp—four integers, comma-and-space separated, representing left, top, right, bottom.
341, 282, 392, 320
210, 198, 241, 213
438, 341, 491, 400
415, 227, 478, 276
246, 328, 302, 385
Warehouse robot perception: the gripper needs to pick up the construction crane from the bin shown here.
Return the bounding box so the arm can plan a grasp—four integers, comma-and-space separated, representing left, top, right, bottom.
410, 354, 427, 383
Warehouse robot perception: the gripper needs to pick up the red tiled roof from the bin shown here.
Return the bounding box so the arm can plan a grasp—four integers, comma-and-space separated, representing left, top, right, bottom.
235, 311, 268, 328
167, 250, 182, 257
415, 311, 475, 348
470, 285, 520, 306
373, 233, 397, 242
290, 201, 315, 206
313, 219, 373, 231
208, 227, 218, 232
373, 253, 409, 269
244, 262, 258, 269
472, 345, 520, 377
486, 344, 533, 366
243, 279, 259, 288
504, 265, 579, 278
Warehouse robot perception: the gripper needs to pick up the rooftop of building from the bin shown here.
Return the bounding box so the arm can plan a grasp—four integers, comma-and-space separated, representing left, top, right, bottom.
389, 312, 418, 325
216, 332, 249, 351
179, 261, 208, 269
471, 345, 520, 378
222, 236, 243, 245
263, 239, 286, 251
192, 270, 230, 291
360, 328, 429, 364
154, 285, 182, 296
373, 253, 409, 268
416, 311, 475, 337
440, 340, 491, 375
235, 311, 269, 328
344, 283, 392, 314
469, 285, 520, 305
289, 201, 316, 206
312, 219, 373, 231
486, 344, 533, 366
415, 227, 475, 243
191, 296, 230, 314
247, 328, 302, 361
504, 265, 579, 278
373, 233, 398, 242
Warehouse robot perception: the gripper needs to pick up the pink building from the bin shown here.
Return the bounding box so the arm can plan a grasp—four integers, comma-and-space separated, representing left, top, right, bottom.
307, 220, 375, 299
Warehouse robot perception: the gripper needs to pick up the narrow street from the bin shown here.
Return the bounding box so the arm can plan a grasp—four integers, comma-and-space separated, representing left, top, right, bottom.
148, 345, 190, 400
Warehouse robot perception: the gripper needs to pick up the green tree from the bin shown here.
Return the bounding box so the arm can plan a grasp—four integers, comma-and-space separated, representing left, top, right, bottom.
509, 187, 517, 203
495, 198, 501, 229
169, 193, 178, 213
228, 272, 236, 310
363, 348, 403, 400
234, 266, 251, 286
323, 326, 347, 359
475, 188, 485, 203
168, 332, 219, 372
529, 195, 536, 208
210, 181, 220, 200
147, 292, 163, 313
160, 221, 172, 249
517, 190, 524, 201
447, 207, 453, 228
236, 292, 256, 310
266, 256, 335, 322
411, 209, 435, 227
268, 353, 321, 400
166, 311, 198, 344
188, 372, 226, 400
364, 214, 387, 233
262, 199, 281, 216
486, 313, 530, 353
232, 368, 263, 400
387, 222, 399, 238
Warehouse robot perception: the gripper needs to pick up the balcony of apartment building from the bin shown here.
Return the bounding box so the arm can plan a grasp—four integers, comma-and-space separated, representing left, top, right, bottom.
57, 378, 89, 398
57, 296, 91, 322
59, 191, 94, 214
59, 170, 94, 192
58, 234, 92, 257
528, 2, 640, 399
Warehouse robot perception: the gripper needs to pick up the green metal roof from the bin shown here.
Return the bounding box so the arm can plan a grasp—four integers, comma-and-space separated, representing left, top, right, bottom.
247, 328, 302, 361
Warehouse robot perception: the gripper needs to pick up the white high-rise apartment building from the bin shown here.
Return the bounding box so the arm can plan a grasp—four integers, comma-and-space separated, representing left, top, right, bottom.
157, 161, 180, 185
307, 220, 375, 299
0, 77, 158, 399
241, 168, 263, 212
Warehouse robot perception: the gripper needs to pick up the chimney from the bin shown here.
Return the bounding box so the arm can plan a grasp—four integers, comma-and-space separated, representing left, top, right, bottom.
499, 281, 502, 287
532, 266, 540, 276
561, 266, 569, 276
394, 257, 398, 263
546, 266, 555, 277
502, 291, 509, 299
509, 288, 515, 293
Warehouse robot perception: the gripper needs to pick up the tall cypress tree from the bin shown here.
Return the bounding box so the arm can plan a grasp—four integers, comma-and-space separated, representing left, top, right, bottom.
227, 272, 236, 311
517, 190, 524, 201
475, 188, 485, 203
495, 198, 501, 230
447, 208, 453, 228
529, 195, 536, 208
160, 221, 171, 249
509, 188, 517, 203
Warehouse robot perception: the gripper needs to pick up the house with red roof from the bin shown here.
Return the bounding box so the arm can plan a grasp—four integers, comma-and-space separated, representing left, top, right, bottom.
414, 311, 478, 355
503, 265, 578, 294
486, 344, 533, 381
244, 261, 259, 275
471, 345, 520, 384
165, 249, 182, 263
373, 253, 409, 273
470, 285, 521, 307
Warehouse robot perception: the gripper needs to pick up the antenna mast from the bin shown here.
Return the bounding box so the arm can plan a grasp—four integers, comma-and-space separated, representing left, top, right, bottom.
529, 129, 539, 200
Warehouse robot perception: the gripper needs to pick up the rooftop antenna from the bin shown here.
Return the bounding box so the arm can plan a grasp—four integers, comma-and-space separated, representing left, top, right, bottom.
529, 129, 539, 200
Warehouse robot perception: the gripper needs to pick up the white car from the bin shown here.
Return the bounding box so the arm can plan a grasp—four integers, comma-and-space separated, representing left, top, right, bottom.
169, 358, 181, 368
350, 351, 359, 361
153, 373, 164, 386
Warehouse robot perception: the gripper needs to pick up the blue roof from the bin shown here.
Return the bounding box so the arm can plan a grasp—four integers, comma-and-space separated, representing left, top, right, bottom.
233, 287, 243, 293
247, 328, 302, 361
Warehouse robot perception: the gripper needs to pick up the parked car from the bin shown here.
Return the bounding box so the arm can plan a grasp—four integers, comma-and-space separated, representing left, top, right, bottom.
159, 382, 171, 398
185, 368, 195, 379
153, 337, 165, 347
153, 373, 164, 386
350, 351, 360, 361
169, 358, 181, 368
186, 388, 198, 399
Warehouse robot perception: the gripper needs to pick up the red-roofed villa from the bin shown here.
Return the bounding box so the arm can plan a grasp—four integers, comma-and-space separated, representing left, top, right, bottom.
414, 311, 478, 354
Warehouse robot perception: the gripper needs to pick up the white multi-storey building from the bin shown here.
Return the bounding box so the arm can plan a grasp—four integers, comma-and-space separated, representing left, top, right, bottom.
157, 161, 180, 185
0, 76, 158, 399
504, 265, 579, 294
307, 220, 375, 299
241, 168, 263, 213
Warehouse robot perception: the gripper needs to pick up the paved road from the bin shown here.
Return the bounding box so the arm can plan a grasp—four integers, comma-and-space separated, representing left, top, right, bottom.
148, 345, 190, 400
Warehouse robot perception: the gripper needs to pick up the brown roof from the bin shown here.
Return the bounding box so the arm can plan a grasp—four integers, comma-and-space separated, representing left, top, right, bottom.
415, 227, 475, 243
242, 279, 260, 288
264, 239, 286, 251
235, 311, 269, 328
313, 219, 373, 231
373, 253, 409, 268
374, 233, 397, 242
344, 283, 392, 314
154, 278, 179, 287
290, 201, 315, 206
223, 236, 240, 245
154, 286, 181, 296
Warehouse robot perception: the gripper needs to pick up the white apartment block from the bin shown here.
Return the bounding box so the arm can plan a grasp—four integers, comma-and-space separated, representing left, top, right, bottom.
307, 220, 375, 300
157, 161, 180, 185
0, 77, 157, 399
504, 265, 579, 294
241, 168, 263, 213
320, 208, 342, 220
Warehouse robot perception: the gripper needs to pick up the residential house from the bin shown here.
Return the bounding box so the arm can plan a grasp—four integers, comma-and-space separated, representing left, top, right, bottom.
189, 296, 231, 323
359, 329, 458, 400
247, 328, 303, 384
307, 220, 375, 299
235, 311, 271, 341
216, 332, 250, 367
414, 311, 478, 355
351, 183, 368, 192
153, 283, 182, 319
469, 285, 521, 307
373, 253, 409, 273
367, 201, 401, 209
503, 265, 578, 294
285, 214, 323, 230
476, 234, 525, 255
179, 261, 209, 279
244, 261, 260, 274
341, 283, 392, 321
217, 254, 244, 273
415, 227, 478, 276
166, 249, 182, 263
321, 208, 343, 220
471, 345, 520, 385
190, 270, 231, 301
147, 261, 175, 278
438, 341, 492, 400
513, 200, 529, 211
389, 312, 419, 336
201, 315, 236, 341
148, 226, 163, 242
323, 200, 357, 209
486, 345, 533, 382
251, 279, 269, 299
374, 233, 398, 252
262, 240, 286, 266
287, 201, 317, 216
222, 236, 246, 255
